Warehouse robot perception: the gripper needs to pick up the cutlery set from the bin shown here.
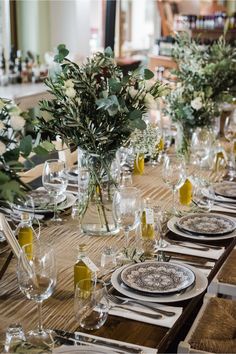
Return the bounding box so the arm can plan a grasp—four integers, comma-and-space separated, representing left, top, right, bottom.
54, 329, 144, 354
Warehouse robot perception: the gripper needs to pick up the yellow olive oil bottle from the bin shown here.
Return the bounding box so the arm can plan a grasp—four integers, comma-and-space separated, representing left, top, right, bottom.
17, 212, 33, 258
179, 178, 193, 206
74, 244, 98, 289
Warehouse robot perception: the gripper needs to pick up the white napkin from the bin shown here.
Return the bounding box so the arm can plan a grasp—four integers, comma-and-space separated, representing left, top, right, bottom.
53, 334, 158, 354
75, 332, 158, 354
159, 242, 224, 260
171, 259, 215, 277
109, 301, 182, 328
211, 205, 236, 214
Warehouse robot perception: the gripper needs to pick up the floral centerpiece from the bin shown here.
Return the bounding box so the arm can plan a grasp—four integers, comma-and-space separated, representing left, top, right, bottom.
38, 45, 167, 235
0, 98, 53, 203
165, 33, 236, 156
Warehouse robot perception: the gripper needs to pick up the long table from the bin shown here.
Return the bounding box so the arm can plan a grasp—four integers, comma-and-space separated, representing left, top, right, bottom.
0, 164, 235, 352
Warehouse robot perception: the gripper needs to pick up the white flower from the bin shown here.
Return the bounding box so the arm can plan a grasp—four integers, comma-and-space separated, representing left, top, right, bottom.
64, 79, 74, 88
144, 93, 157, 109
0, 141, 6, 155
41, 111, 53, 122
0, 99, 5, 111
191, 97, 203, 111
10, 115, 25, 131
0, 121, 5, 130
128, 87, 139, 99
65, 87, 76, 99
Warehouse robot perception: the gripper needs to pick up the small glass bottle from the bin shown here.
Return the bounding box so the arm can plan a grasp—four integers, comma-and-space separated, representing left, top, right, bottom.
179, 178, 193, 206
16, 212, 33, 255
141, 198, 156, 256
74, 244, 98, 289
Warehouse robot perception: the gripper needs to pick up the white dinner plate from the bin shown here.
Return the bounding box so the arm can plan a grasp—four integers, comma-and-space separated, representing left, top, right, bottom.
168, 216, 236, 241
111, 263, 207, 303
54, 346, 118, 354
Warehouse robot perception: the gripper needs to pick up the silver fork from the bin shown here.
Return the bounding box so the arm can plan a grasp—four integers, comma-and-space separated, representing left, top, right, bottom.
107, 293, 175, 317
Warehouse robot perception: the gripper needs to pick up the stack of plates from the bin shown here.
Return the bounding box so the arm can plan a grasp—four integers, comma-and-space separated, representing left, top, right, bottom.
111, 261, 208, 303
13, 190, 76, 215
168, 213, 236, 241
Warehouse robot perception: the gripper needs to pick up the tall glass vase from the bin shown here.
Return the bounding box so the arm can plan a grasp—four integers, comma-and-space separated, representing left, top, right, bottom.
175, 124, 193, 161
79, 150, 120, 236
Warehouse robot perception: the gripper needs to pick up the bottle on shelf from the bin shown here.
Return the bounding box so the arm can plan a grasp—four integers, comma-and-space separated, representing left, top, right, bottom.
16, 212, 34, 256
74, 244, 98, 289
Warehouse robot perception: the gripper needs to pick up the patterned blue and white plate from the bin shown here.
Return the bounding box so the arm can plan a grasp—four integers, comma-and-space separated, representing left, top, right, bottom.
120, 261, 195, 294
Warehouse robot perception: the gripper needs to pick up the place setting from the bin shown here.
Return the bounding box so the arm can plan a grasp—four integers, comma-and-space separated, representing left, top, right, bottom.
209, 181, 236, 214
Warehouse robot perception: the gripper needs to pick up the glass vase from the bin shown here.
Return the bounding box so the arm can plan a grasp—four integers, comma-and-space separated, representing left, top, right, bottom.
79, 150, 120, 236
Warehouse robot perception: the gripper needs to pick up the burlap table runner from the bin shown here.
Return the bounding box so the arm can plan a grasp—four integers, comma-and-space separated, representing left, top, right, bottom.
189, 297, 236, 353
218, 249, 236, 285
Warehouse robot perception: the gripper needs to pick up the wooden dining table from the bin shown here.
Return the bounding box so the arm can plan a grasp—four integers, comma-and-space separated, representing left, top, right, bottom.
0, 162, 235, 353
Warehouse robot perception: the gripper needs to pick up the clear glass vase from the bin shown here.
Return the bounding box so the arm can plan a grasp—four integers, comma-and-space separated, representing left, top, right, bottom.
79, 150, 120, 236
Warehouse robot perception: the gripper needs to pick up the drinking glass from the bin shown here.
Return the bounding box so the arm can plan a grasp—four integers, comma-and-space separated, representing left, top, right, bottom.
192, 178, 215, 212
74, 279, 109, 330
191, 128, 212, 168
4, 323, 26, 353
162, 154, 186, 215
17, 241, 57, 346
42, 159, 68, 222
12, 195, 35, 223
224, 114, 236, 154
113, 187, 141, 250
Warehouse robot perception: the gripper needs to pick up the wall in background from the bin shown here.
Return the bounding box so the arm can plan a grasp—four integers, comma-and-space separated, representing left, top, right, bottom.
16, 0, 50, 60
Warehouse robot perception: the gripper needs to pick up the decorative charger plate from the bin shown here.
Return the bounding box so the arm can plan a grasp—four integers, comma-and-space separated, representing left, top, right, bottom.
214, 182, 236, 199
120, 261, 195, 294
177, 213, 236, 236
111, 263, 208, 303
28, 190, 66, 209
168, 216, 236, 241
13, 192, 76, 214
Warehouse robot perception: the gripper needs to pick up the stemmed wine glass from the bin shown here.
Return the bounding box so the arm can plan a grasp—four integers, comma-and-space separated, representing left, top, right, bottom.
224, 114, 236, 151
190, 128, 211, 168
113, 187, 141, 251
162, 154, 186, 215
42, 159, 68, 223
17, 241, 57, 346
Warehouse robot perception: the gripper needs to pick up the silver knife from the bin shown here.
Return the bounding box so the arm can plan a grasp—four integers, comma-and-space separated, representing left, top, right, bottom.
54, 330, 144, 354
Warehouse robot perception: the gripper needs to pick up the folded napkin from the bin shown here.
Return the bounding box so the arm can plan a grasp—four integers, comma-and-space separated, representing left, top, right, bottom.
159, 242, 224, 260
171, 259, 215, 277
53, 333, 158, 354
54, 345, 118, 353
211, 205, 236, 214
109, 301, 182, 328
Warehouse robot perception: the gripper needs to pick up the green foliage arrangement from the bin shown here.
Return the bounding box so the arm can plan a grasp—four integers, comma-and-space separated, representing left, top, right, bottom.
166, 33, 236, 153
38, 45, 168, 234
0, 98, 53, 202
39, 45, 168, 159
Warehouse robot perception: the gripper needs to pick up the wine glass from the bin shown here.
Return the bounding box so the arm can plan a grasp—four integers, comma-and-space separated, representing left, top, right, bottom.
191, 128, 212, 168
42, 159, 68, 222
113, 187, 141, 250
162, 154, 186, 215
224, 114, 236, 152
17, 241, 57, 346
